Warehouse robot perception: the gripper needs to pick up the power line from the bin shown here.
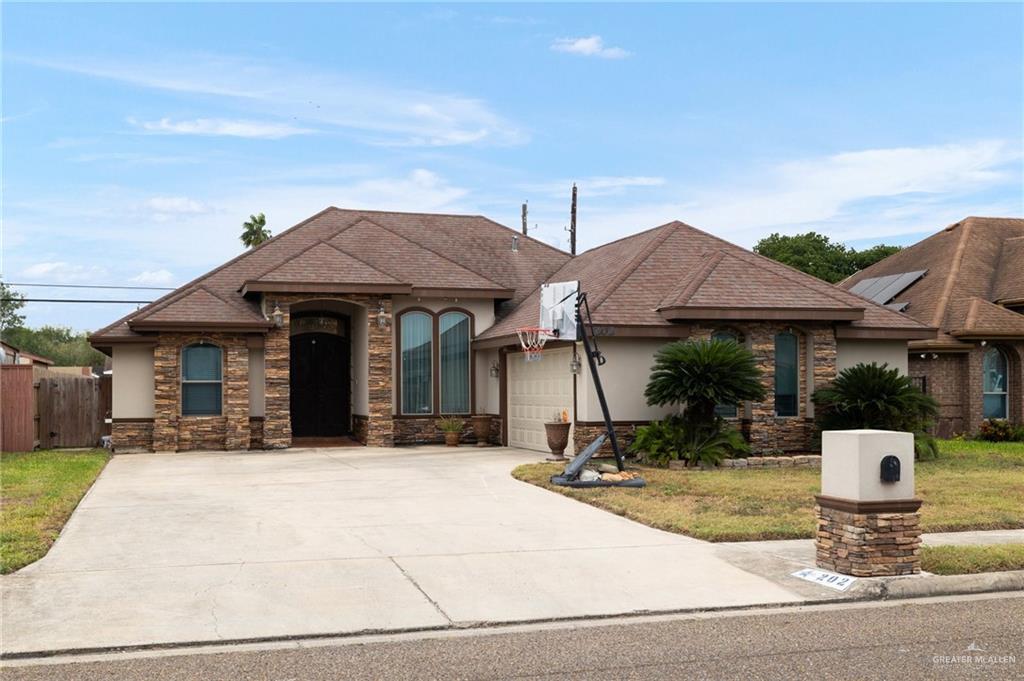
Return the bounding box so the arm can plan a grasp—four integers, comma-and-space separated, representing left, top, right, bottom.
1, 298, 153, 304
4, 282, 174, 291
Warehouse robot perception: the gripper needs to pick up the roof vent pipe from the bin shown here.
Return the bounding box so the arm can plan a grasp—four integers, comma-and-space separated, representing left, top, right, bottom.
512, 235, 519, 253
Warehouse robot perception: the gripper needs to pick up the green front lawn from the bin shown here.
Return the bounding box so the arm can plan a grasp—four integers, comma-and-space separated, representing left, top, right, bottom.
921, 544, 1024, 575
512, 440, 1024, 542
0, 449, 110, 573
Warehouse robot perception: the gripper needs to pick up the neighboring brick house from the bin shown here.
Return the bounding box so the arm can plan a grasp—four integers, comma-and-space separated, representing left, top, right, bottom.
90, 207, 933, 455
841, 217, 1024, 437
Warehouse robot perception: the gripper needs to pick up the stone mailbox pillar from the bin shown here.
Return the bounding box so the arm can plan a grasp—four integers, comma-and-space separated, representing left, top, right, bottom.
816, 429, 922, 577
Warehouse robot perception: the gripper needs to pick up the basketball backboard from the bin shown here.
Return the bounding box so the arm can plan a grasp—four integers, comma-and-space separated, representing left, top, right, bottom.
539, 280, 579, 340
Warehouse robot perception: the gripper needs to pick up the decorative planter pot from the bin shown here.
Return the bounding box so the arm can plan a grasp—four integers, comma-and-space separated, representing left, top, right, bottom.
544, 422, 571, 461
444, 431, 461, 447
471, 415, 492, 447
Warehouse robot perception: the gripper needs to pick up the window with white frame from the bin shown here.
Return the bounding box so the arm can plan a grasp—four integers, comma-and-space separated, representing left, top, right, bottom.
983, 347, 1008, 419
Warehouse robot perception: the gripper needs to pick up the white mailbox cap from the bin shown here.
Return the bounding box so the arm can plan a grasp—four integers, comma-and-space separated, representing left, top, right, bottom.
821, 429, 915, 503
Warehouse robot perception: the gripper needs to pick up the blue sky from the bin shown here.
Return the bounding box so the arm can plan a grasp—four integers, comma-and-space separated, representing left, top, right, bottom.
3, 2, 1022, 330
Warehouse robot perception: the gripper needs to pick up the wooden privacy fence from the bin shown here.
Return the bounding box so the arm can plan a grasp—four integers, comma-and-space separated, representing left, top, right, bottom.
1, 365, 35, 452
0, 368, 111, 451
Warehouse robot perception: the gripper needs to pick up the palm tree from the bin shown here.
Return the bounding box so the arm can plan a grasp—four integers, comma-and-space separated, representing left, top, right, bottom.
812, 362, 940, 459
645, 338, 766, 427
240, 213, 271, 248
812, 362, 938, 432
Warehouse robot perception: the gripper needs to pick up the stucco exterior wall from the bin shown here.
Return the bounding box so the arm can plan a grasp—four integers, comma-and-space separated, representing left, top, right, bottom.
575, 338, 677, 422
248, 346, 265, 417
475, 347, 500, 414
350, 304, 369, 415
111, 345, 155, 418
836, 339, 909, 375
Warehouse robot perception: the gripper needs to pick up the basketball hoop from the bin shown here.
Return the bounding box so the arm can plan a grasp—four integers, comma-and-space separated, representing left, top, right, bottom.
516, 327, 555, 362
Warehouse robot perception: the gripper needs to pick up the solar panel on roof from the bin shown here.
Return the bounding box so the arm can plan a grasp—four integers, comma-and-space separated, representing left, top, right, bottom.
849, 270, 927, 305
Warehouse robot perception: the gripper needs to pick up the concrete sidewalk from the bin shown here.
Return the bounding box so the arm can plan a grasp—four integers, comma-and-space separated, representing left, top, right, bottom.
715, 529, 1024, 600
2, 447, 802, 656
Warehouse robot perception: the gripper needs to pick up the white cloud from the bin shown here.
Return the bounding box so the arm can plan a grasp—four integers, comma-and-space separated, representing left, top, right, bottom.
551, 35, 630, 59
21, 261, 107, 283
130, 117, 314, 139
520, 140, 1022, 250
131, 269, 176, 286
143, 196, 207, 215
524, 176, 665, 197
27, 54, 525, 147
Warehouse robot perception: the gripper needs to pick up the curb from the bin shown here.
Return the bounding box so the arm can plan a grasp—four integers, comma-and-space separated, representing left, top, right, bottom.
4, 580, 1022, 662
849, 569, 1024, 601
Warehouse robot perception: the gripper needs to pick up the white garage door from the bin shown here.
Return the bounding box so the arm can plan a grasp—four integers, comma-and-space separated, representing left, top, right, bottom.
507, 347, 574, 453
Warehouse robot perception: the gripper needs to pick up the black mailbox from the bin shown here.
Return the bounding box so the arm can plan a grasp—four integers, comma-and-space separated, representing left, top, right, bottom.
880, 455, 901, 483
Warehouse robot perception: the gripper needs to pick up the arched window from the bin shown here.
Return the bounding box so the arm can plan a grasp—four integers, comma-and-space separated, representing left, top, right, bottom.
439, 311, 471, 414
400, 311, 433, 415
181, 343, 222, 415
774, 332, 799, 417
983, 347, 1008, 419
712, 330, 739, 418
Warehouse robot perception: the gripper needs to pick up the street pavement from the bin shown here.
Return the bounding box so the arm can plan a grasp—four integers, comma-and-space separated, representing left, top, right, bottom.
1, 446, 801, 655
4, 593, 1022, 680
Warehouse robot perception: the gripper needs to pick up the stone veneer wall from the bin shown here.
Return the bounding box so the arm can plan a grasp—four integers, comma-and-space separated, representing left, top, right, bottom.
352, 414, 368, 444
815, 502, 922, 577
571, 421, 644, 457
249, 417, 264, 449
743, 323, 835, 453
262, 294, 393, 449
112, 420, 154, 452
394, 416, 499, 445
152, 332, 250, 452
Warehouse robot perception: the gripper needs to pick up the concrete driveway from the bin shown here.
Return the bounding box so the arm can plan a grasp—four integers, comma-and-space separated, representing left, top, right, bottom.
2, 447, 801, 655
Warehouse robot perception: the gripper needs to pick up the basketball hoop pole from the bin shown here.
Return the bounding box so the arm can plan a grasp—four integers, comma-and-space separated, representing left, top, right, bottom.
576, 291, 625, 471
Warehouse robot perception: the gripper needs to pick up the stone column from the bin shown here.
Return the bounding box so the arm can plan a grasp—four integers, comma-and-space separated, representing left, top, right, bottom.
262, 300, 292, 448
366, 297, 393, 446
152, 337, 180, 452
223, 340, 250, 451
815, 430, 922, 577
747, 323, 776, 452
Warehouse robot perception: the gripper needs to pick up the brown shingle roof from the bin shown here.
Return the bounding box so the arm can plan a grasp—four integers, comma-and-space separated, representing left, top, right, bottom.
91, 207, 569, 344
841, 216, 1024, 347
479, 221, 932, 342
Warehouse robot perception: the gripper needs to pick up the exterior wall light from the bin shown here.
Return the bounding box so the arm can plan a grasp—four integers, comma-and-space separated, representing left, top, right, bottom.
376, 300, 389, 329
271, 304, 284, 328
569, 351, 582, 375
489, 362, 500, 378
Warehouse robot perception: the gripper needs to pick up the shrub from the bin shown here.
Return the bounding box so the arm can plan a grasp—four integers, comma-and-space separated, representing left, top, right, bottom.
977, 419, 1024, 442
629, 415, 750, 468
812, 362, 940, 459
645, 339, 766, 427
436, 416, 464, 433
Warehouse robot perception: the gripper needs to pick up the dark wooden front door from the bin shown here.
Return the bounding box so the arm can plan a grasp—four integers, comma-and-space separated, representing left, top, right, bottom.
290, 332, 350, 437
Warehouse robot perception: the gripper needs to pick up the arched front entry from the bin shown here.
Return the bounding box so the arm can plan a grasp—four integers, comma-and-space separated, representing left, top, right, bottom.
289, 314, 351, 438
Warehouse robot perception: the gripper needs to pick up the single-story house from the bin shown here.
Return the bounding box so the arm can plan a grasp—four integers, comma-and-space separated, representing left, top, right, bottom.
90, 207, 934, 454
0, 340, 54, 368
841, 216, 1024, 437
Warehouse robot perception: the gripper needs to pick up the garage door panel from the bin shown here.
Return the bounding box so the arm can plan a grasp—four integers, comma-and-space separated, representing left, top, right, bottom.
507, 348, 574, 453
